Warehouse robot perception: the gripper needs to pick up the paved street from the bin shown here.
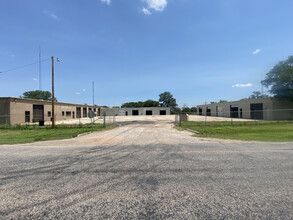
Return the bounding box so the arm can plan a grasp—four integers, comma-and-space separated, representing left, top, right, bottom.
0, 121, 293, 219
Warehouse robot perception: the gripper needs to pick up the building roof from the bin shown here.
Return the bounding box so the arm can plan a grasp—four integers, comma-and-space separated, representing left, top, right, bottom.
0, 97, 100, 108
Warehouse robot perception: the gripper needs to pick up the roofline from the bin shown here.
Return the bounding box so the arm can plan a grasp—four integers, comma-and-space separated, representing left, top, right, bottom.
197, 97, 277, 107
0, 97, 101, 108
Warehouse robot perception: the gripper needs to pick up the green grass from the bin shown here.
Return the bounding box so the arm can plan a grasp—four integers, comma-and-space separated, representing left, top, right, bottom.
0, 124, 116, 145
179, 121, 293, 142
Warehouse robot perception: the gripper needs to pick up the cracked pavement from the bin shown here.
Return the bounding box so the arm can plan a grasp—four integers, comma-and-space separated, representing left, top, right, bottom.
0, 121, 293, 219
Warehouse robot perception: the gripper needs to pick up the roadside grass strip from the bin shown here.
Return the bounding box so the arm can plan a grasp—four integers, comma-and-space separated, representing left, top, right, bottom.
0, 124, 116, 145
180, 121, 293, 142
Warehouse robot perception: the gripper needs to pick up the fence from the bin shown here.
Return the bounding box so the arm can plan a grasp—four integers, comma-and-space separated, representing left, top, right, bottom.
1, 109, 293, 126
0, 113, 116, 128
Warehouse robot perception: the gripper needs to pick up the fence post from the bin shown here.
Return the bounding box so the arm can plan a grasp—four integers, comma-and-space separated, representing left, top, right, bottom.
179, 110, 182, 127
103, 110, 106, 128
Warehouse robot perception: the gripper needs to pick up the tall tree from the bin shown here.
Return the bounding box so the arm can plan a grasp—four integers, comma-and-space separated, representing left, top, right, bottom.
22, 90, 57, 101
262, 56, 293, 100
158, 92, 177, 108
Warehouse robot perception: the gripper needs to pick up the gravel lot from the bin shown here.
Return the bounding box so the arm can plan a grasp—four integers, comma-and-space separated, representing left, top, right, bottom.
1, 120, 293, 219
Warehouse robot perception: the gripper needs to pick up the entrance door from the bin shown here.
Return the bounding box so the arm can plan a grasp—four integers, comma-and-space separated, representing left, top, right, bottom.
33, 105, 44, 122
132, 110, 139, 115
250, 103, 263, 120
230, 105, 239, 118
146, 110, 152, 115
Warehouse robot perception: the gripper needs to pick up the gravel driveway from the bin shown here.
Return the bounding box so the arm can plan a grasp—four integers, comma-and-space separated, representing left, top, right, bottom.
0, 121, 293, 219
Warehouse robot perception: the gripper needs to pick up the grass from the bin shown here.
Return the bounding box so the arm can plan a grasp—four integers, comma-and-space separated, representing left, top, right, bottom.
0, 124, 116, 145
179, 121, 293, 142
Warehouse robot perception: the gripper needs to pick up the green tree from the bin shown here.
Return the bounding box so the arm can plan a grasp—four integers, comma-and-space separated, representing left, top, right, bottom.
190, 107, 197, 113
22, 90, 57, 101
262, 56, 293, 99
248, 91, 269, 99
159, 92, 177, 108
142, 100, 160, 107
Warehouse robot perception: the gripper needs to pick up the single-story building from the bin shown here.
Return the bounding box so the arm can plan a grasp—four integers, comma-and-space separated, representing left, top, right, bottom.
0, 97, 100, 124
197, 97, 293, 120
101, 107, 171, 116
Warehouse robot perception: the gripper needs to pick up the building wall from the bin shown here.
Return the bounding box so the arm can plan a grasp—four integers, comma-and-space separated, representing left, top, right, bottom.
101, 107, 171, 116
196, 98, 293, 120
0, 97, 100, 124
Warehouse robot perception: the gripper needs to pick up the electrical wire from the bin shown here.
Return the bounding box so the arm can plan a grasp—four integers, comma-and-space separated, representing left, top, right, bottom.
0, 58, 51, 74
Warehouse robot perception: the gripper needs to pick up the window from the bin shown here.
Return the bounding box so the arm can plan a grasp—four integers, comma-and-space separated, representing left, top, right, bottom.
66, 111, 71, 117
25, 111, 30, 123
48, 111, 51, 117
62, 111, 65, 116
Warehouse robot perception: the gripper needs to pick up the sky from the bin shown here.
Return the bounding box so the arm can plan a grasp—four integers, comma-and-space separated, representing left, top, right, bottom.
1, 0, 293, 107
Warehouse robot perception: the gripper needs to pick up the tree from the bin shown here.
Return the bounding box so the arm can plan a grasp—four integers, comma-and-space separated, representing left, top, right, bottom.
159, 92, 177, 108
262, 56, 293, 100
190, 107, 197, 113
248, 91, 269, 99
142, 100, 160, 107
22, 90, 57, 101
218, 100, 228, 103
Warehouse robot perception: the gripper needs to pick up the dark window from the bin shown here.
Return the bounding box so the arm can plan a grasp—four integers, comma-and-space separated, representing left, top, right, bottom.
62, 111, 65, 116
48, 111, 51, 117
132, 110, 139, 116
72, 111, 75, 119
25, 111, 30, 123
146, 110, 152, 115
66, 111, 71, 117
160, 110, 166, 115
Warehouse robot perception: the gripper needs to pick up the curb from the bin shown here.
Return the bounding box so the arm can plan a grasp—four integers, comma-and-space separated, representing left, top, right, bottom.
185, 128, 201, 134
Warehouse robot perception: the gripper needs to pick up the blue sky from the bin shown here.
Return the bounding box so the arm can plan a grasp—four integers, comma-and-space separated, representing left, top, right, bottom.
1, 0, 293, 107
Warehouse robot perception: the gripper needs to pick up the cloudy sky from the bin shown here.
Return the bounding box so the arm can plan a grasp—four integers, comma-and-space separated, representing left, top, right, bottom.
1, 0, 293, 107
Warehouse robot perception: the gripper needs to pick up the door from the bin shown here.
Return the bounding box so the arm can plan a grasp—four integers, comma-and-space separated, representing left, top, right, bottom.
33, 105, 44, 122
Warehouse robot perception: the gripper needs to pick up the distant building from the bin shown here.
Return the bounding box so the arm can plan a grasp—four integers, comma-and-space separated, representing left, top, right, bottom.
0, 97, 100, 124
197, 97, 293, 120
101, 107, 171, 116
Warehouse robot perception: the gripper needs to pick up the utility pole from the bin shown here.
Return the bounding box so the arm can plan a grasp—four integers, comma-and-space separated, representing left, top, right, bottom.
51, 56, 55, 129
39, 47, 42, 90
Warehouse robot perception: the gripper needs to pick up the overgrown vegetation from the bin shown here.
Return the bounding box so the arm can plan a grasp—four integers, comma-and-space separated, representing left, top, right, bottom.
0, 124, 116, 145
179, 121, 293, 142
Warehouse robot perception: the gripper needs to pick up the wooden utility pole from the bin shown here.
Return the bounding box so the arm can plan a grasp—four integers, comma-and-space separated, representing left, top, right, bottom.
52, 56, 55, 129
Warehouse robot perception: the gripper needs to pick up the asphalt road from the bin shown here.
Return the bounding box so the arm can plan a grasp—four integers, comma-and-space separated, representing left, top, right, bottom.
0, 122, 293, 219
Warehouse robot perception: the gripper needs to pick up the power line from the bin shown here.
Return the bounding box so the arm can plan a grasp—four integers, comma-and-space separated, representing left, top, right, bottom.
0, 58, 50, 74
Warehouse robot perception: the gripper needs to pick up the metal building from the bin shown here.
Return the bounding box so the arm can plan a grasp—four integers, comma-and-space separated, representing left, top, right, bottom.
101, 107, 171, 116
0, 97, 100, 124
197, 97, 293, 120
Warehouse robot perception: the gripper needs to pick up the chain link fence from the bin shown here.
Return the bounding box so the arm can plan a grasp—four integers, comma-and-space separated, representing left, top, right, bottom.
0, 113, 116, 128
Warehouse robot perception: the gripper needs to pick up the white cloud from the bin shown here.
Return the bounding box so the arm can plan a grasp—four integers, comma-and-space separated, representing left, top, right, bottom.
43, 10, 58, 20
142, 8, 151, 15
32, 78, 37, 81
232, 83, 253, 88
75, 92, 80, 95
82, 89, 86, 92
252, 49, 261, 55
101, 0, 111, 5
145, 0, 167, 11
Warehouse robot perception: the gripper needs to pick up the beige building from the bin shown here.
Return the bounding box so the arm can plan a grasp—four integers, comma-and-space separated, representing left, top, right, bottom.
101, 107, 171, 116
197, 97, 293, 120
0, 97, 100, 124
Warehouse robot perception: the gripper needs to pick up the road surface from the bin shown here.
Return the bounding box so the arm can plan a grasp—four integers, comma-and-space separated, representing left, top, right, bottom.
0, 121, 293, 219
